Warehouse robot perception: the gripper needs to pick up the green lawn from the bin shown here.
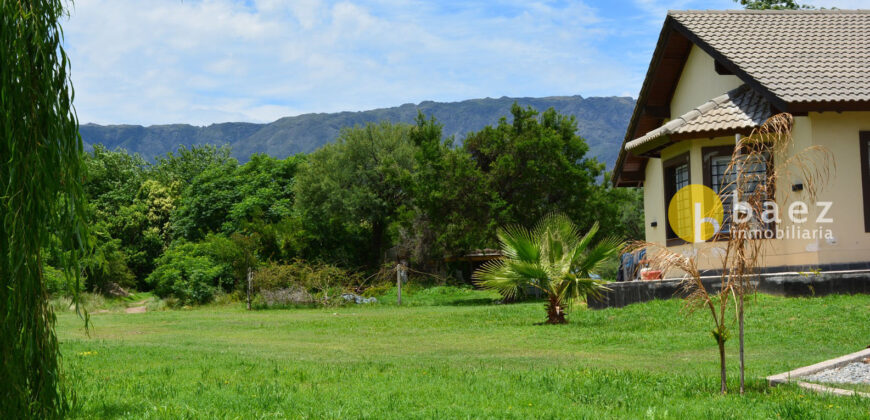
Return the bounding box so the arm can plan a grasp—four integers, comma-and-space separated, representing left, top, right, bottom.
56, 290, 870, 419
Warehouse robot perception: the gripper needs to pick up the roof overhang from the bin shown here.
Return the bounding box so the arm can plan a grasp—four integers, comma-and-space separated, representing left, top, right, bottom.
612, 16, 693, 187
612, 11, 870, 187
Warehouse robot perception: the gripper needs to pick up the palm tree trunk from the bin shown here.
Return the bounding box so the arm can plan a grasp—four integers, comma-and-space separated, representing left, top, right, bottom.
546, 295, 567, 324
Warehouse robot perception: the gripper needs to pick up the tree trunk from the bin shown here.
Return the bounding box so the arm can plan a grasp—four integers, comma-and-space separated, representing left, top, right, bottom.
718, 337, 728, 395
738, 296, 745, 394
546, 295, 567, 324
371, 219, 385, 267
246, 267, 253, 311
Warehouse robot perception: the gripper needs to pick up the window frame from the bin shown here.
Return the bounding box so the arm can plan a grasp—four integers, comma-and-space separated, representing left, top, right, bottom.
702, 146, 736, 241
662, 152, 690, 246
702, 144, 776, 240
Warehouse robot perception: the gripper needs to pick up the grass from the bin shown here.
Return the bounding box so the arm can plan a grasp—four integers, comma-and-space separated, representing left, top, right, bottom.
56, 289, 870, 419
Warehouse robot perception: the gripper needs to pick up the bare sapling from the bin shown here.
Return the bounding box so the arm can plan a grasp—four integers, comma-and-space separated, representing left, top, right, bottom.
714, 113, 833, 394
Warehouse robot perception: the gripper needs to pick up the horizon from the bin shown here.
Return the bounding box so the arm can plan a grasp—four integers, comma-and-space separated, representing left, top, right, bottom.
80, 93, 634, 128
65, 0, 859, 126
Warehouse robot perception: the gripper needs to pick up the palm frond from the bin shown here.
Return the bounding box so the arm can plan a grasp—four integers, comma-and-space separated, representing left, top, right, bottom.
573, 236, 624, 277
533, 212, 580, 247
473, 260, 528, 300
497, 225, 539, 262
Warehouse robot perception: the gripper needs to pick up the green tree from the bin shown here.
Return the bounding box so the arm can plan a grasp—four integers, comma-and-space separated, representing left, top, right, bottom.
82, 148, 179, 285
1, 0, 89, 416
171, 158, 241, 241
171, 153, 302, 261
474, 214, 622, 324
402, 113, 494, 263
153, 144, 234, 186
733, 0, 812, 9
464, 104, 605, 236
294, 122, 416, 268
83, 145, 147, 216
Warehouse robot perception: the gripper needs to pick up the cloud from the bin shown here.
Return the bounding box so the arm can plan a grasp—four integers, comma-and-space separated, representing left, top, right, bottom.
63, 0, 647, 125
63, 0, 862, 126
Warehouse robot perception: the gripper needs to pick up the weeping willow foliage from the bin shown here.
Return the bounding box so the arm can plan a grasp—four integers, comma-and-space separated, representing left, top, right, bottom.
1, 1, 89, 417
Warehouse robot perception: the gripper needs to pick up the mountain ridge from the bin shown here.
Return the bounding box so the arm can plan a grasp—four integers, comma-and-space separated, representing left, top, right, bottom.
80, 95, 635, 169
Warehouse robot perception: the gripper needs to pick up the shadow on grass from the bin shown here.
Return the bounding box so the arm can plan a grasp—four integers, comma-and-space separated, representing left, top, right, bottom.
437, 298, 502, 306
74, 401, 139, 419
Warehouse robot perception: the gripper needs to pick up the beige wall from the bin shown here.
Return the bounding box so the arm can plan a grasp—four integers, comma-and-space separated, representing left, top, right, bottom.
670, 45, 742, 118
637, 42, 870, 273
641, 113, 870, 273
808, 111, 870, 265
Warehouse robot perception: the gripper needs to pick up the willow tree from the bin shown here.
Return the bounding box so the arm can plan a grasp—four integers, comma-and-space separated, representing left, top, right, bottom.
1, 1, 89, 417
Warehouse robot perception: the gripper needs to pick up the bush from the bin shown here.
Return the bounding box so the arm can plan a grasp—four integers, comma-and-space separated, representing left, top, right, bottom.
146, 241, 235, 304
253, 259, 362, 307
43, 264, 83, 297
86, 241, 136, 294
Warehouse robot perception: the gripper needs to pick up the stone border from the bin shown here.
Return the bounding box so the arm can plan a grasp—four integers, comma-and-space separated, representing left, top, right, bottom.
767, 348, 870, 398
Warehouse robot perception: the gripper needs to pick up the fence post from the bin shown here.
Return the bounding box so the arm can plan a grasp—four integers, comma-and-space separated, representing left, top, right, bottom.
396, 264, 402, 305
246, 267, 253, 311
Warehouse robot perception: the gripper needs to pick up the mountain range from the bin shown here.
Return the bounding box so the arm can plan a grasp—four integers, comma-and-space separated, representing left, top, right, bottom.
80, 95, 635, 170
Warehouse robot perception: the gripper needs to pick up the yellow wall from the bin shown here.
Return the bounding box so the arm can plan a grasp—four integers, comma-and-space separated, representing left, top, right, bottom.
637, 42, 870, 274
643, 158, 666, 244
808, 111, 870, 265
670, 45, 742, 118
641, 112, 870, 273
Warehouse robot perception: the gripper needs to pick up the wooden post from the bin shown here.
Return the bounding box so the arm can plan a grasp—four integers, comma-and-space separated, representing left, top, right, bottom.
396, 263, 402, 305
246, 267, 253, 311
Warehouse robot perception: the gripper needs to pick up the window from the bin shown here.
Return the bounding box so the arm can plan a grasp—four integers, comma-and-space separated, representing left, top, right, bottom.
663, 153, 690, 245
704, 146, 737, 234
861, 132, 870, 232
703, 145, 773, 237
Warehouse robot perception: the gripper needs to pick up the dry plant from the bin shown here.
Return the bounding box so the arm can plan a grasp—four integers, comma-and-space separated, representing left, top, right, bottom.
714, 113, 833, 394
626, 241, 732, 394
632, 113, 833, 395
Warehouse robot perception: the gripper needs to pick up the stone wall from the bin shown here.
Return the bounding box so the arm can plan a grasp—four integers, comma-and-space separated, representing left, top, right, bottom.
589, 271, 870, 309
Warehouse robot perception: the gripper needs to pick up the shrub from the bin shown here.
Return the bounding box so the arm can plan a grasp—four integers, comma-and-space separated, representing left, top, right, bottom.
253, 259, 362, 307
43, 264, 82, 297
146, 241, 234, 304
81, 234, 136, 294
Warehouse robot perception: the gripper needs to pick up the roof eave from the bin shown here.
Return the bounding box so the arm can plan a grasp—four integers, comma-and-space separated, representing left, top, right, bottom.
611, 16, 683, 187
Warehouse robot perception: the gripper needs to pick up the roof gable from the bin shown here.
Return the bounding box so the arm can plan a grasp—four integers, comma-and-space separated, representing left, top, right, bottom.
613, 9, 870, 187
670, 10, 870, 106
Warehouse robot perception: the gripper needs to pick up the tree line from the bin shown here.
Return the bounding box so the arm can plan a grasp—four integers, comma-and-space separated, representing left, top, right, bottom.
45, 105, 642, 304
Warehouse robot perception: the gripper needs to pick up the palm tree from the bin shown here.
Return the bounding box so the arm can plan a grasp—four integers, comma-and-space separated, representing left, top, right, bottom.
473, 214, 623, 324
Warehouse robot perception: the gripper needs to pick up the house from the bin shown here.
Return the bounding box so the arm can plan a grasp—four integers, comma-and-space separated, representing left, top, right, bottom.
613, 10, 870, 275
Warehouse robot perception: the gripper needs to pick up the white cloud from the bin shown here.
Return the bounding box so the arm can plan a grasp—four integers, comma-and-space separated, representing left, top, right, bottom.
64, 0, 641, 125
64, 0, 864, 126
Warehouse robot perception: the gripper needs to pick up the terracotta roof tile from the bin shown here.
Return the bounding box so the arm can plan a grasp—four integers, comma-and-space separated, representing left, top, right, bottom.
625, 84, 769, 151
670, 10, 870, 103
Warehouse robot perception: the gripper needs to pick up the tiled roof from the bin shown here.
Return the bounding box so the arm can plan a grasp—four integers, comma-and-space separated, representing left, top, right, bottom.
670, 10, 870, 104
626, 85, 770, 152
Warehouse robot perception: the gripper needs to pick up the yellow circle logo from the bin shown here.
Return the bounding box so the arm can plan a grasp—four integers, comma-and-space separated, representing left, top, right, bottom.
668, 184, 724, 243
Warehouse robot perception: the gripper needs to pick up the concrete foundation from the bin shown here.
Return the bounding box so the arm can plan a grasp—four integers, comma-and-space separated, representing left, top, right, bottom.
589, 270, 870, 309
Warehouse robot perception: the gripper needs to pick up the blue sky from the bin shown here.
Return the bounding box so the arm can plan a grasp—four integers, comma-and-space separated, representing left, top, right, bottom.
63, 0, 863, 126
